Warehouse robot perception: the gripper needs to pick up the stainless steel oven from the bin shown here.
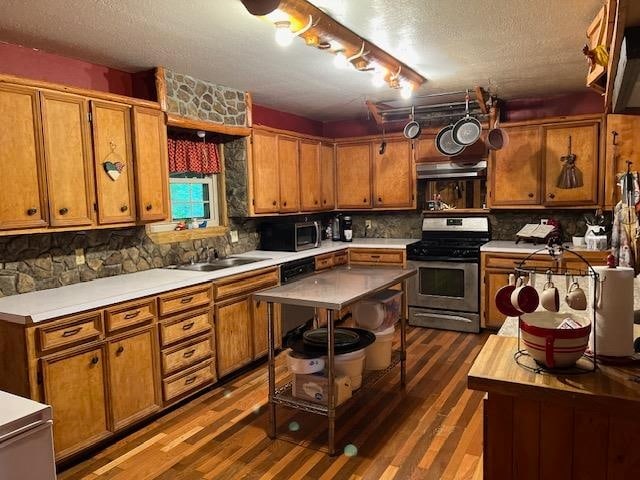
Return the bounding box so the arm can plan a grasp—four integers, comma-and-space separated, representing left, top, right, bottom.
407, 260, 479, 312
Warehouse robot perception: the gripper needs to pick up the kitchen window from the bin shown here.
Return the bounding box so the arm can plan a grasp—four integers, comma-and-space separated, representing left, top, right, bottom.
169, 173, 219, 225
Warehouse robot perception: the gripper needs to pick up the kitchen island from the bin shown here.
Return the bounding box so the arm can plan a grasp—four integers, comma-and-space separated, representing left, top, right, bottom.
468, 319, 640, 479
255, 265, 416, 456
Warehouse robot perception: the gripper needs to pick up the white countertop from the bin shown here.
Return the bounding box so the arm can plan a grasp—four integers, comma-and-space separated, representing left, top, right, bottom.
0, 238, 416, 325
481, 240, 607, 255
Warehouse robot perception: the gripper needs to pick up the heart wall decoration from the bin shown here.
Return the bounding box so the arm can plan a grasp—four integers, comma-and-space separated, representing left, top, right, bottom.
103, 161, 125, 181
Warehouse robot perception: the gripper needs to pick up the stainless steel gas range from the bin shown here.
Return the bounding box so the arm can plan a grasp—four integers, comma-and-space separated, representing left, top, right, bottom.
406, 217, 489, 333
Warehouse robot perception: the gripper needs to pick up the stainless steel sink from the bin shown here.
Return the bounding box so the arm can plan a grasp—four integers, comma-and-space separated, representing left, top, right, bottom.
170, 256, 268, 272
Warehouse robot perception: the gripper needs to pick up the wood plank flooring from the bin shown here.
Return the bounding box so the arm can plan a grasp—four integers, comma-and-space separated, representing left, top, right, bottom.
59, 327, 489, 480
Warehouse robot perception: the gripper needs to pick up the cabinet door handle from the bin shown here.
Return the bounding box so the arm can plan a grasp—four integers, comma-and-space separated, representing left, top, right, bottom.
59, 207, 68, 215
91, 356, 99, 365
120, 205, 128, 212
314, 200, 318, 205
283, 201, 287, 207
183, 349, 196, 358
184, 375, 197, 385
124, 310, 141, 320
548, 193, 555, 199
528, 193, 534, 198
182, 321, 195, 331
272, 200, 277, 206
27, 208, 37, 216
180, 296, 194, 304
363, 198, 367, 203
323, 199, 327, 204
145, 204, 153, 211
378, 197, 382, 202
116, 345, 124, 355
612, 130, 618, 146
61, 327, 82, 337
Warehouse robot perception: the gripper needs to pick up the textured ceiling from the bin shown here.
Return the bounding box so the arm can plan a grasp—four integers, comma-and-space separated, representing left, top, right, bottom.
0, 0, 601, 120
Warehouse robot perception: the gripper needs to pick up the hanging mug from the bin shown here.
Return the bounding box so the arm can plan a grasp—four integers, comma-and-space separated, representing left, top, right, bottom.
540, 271, 560, 312
565, 280, 587, 310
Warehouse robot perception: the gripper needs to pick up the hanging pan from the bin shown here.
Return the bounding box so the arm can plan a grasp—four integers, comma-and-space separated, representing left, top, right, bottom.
452, 91, 482, 145
487, 115, 509, 150
435, 124, 465, 156
403, 106, 421, 140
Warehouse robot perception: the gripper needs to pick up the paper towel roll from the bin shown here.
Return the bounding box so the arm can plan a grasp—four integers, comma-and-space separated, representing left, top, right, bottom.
588, 266, 635, 357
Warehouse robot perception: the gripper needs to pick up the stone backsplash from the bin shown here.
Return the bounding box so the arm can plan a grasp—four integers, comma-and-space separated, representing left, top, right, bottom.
0, 219, 259, 297
223, 137, 249, 218
163, 68, 247, 126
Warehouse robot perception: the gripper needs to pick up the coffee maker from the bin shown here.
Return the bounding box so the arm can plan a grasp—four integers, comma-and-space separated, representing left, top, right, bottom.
340, 216, 353, 242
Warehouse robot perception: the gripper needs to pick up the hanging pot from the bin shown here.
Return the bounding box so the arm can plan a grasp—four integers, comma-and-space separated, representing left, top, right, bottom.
452, 92, 482, 145
403, 106, 421, 140
435, 124, 465, 156
487, 116, 509, 150
239, 0, 281, 15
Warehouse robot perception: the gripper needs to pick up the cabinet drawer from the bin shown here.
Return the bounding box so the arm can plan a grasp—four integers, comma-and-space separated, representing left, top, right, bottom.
214, 268, 279, 301
105, 298, 156, 333
484, 255, 554, 270
315, 253, 334, 271
349, 248, 405, 266
158, 283, 212, 317
159, 309, 212, 347
161, 335, 214, 376
37, 312, 103, 353
334, 250, 348, 266
163, 359, 215, 402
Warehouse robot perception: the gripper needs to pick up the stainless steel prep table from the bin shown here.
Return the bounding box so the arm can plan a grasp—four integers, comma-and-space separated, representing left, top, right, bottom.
254, 265, 417, 455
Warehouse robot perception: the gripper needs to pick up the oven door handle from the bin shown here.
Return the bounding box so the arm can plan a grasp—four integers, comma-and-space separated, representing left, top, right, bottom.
412, 312, 473, 323
314, 221, 320, 247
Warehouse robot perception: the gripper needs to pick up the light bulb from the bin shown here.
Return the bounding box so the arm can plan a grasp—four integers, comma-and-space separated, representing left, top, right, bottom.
333, 50, 350, 69
274, 21, 294, 47
400, 81, 413, 99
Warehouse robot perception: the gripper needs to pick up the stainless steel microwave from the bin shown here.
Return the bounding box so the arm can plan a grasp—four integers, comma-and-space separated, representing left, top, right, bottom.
259, 221, 321, 252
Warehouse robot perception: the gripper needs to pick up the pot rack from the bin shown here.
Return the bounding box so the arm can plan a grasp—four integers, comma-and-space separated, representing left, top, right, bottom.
367, 87, 499, 127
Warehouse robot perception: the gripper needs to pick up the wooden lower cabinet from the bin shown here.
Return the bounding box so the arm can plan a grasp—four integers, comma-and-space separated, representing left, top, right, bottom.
252, 299, 281, 359
215, 296, 253, 377
483, 268, 511, 330
107, 326, 161, 430
41, 343, 110, 460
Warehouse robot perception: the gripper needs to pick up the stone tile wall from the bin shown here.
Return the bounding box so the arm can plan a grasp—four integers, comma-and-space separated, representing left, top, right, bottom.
163, 68, 247, 126
223, 137, 249, 218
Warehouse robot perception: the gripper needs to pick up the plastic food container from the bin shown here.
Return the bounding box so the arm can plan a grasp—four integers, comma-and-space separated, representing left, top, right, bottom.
333, 349, 366, 389
364, 326, 395, 370
285, 349, 325, 374
292, 373, 352, 405
353, 290, 403, 330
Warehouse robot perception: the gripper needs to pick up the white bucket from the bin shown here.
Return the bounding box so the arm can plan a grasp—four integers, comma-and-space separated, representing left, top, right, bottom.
364, 326, 395, 370
333, 349, 366, 390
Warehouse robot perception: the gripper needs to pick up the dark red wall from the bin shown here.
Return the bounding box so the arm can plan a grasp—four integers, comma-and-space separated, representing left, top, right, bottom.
0, 42, 136, 97
502, 91, 604, 122
252, 104, 324, 137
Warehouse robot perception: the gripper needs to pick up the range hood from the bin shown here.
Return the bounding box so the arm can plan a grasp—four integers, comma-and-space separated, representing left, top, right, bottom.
417, 160, 487, 179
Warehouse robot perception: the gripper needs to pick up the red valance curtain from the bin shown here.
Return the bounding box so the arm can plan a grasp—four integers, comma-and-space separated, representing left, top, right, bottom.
167, 138, 221, 174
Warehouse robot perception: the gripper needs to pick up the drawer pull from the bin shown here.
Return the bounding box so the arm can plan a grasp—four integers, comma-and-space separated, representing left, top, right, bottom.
116, 345, 124, 355
124, 310, 141, 320
182, 322, 195, 331
91, 356, 99, 365
61, 327, 82, 338
180, 296, 194, 304
183, 349, 196, 359
370, 255, 381, 259
184, 375, 197, 385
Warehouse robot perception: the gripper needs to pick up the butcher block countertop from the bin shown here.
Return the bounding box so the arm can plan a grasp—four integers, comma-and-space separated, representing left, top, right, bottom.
467, 335, 640, 415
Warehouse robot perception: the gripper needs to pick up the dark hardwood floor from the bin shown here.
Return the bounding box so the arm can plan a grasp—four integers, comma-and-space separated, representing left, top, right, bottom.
59, 327, 489, 480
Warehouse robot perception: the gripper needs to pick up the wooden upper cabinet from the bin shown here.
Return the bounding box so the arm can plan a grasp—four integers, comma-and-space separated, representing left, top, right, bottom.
585, 0, 615, 92
40, 91, 95, 227
107, 327, 161, 431
91, 100, 136, 224
132, 107, 170, 222
605, 115, 640, 208
542, 122, 599, 206
416, 134, 443, 163
489, 126, 542, 207
251, 129, 279, 213
299, 139, 322, 211
373, 139, 413, 208
336, 142, 372, 209
320, 143, 335, 210
278, 135, 300, 213
41, 343, 110, 460
0, 84, 48, 230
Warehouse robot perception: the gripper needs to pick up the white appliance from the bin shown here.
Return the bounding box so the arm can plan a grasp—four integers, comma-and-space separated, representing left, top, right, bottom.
0, 390, 56, 480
